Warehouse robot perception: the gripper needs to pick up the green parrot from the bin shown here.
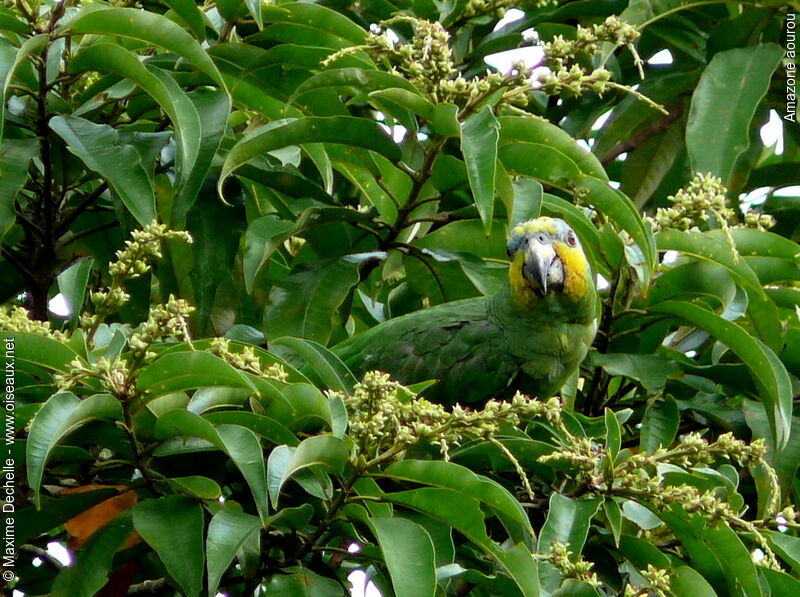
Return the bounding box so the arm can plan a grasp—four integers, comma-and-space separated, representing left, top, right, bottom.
333, 217, 598, 404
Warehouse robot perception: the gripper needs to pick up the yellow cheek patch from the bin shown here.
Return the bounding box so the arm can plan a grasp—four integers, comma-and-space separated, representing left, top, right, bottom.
508, 250, 536, 304
511, 217, 557, 238
554, 242, 590, 298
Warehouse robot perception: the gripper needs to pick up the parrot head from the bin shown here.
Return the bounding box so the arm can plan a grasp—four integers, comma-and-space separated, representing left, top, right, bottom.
506, 217, 592, 303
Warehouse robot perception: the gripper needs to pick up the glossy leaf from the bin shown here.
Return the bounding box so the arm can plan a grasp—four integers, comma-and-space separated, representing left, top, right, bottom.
138, 351, 257, 397
652, 300, 792, 448
686, 44, 783, 185
27, 392, 123, 507
50, 116, 156, 226
369, 517, 437, 597
461, 105, 499, 233
133, 496, 205, 597
207, 505, 262, 596
219, 117, 401, 196
68, 46, 202, 190
65, 7, 224, 87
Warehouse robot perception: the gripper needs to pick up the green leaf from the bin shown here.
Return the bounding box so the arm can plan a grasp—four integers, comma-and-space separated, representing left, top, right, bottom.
172, 88, 232, 224
49, 115, 156, 225
670, 566, 719, 597
686, 44, 784, 185
27, 392, 123, 507
68, 47, 202, 190
1, 34, 47, 143
138, 351, 257, 398
575, 176, 656, 287
538, 493, 602, 555
153, 411, 269, 520
167, 476, 222, 499
264, 256, 362, 345
242, 215, 295, 293
461, 105, 499, 234
291, 68, 421, 103
761, 568, 800, 594
217, 424, 270, 521
267, 435, 348, 508
51, 511, 134, 597
499, 142, 582, 188
65, 7, 225, 87
15, 488, 118, 545
162, 0, 206, 39
1, 331, 78, 372
383, 460, 533, 539
656, 228, 764, 297
508, 178, 543, 230
56, 258, 93, 326
369, 517, 437, 597
261, 3, 367, 45
219, 117, 401, 197
652, 300, 792, 448
593, 353, 681, 394
498, 116, 607, 181
263, 567, 345, 596
271, 336, 355, 394
133, 496, 205, 597
604, 408, 621, 463
640, 396, 680, 455
0, 139, 38, 242
206, 505, 262, 596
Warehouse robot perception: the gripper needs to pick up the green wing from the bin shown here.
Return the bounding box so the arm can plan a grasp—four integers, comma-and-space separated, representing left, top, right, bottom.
334, 297, 520, 404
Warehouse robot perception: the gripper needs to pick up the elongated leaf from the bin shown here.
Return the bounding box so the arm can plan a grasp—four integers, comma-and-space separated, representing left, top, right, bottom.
499, 142, 583, 188
1, 331, 78, 372
261, 3, 367, 45
1, 34, 47, 143
640, 397, 680, 455
461, 106, 499, 233
50, 116, 156, 226
271, 336, 356, 393
163, 0, 206, 39
219, 117, 401, 196
138, 351, 257, 397
65, 7, 224, 87
207, 505, 262, 595
267, 435, 348, 508
498, 116, 607, 181
263, 567, 345, 596
686, 44, 784, 185
264, 256, 362, 345
27, 392, 123, 507
383, 460, 532, 538
0, 139, 37, 242
217, 424, 269, 521
291, 68, 420, 103
56, 258, 93, 326
51, 511, 134, 597
68, 46, 202, 189
656, 228, 764, 297
133, 496, 205, 597
369, 517, 437, 597
670, 566, 719, 597
652, 300, 791, 448
538, 493, 602, 555
575, 176, 656, 287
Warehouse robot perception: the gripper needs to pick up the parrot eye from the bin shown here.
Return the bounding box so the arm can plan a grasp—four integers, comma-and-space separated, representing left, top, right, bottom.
536, 233, 547, 244
566, 232, 577, 247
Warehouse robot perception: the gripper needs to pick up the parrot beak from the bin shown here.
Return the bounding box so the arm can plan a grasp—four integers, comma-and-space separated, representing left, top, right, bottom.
522, 240, 562, 296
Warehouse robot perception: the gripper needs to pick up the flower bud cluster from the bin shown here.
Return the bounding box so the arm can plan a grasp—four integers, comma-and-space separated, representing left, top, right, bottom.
650, 173, 777, 235
462, 0, 559, 21
84, 221, 193, 331
324, 17, 533, 107
623, 564, 671, 597
341, 372, 543, 462
544, 541, 600, 588
209, 338, 288, 382
743, 210, 777, 231
108, 221, 192, 283
129, 295, 195, 361
539, 16, 665, 112
56, 356, 133, 399
0, 306, 66, 341
650, 173, 734, 232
